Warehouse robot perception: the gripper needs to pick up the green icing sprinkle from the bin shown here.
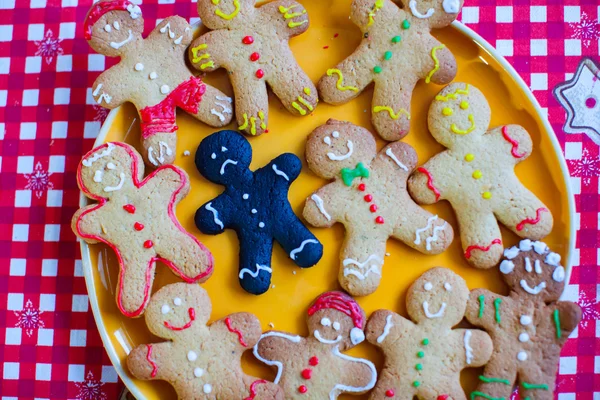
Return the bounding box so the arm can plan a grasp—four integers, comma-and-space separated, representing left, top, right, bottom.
494, 298, 502, 324
415, 363, 422, 371
402, 19, 410, 29
412, 381, 420, 387
391, 35, 401, 43
422, 338, 429, 345
384, 51, 392, 60
417, 351, 424, 358
373, 66, 382, 74
522, 382, 549, 390
478, 376, 510, 385
470, 391, 505, 400
553, 309, 561, 339
478, 294, 485, 318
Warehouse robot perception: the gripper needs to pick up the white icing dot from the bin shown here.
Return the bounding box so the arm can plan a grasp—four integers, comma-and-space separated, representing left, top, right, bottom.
332, 131, 340, 138
424, 282, 432, 291
520, 315, 532, 326
499, 260, 515, 274
251, 209, 257, 214
533, 241, 547, 254
243, 194, 249, 200
545, 252, 561, 267
104, 24, 112, 32
259, 222, 265, 228
211, 153, 216, 159
518, 333, 529, 343
134, 63, 144, 71
160, 85, 170, 94
350, 327, 365, 345
149, 71, 157, 80
503, 246, 519, 260
173, 297, 182, 306
161, 304, 170, 314
203, 383, 212, 393
333, 321, 341, 331
193, 367, 204, 377
106, 162, 116, 170
517, 351, 527, 361
187, 350, 197, 362
519, 239, 533, 251
552, 266, 565, 283
321, 317, 331, 326
444, 282, 452, 291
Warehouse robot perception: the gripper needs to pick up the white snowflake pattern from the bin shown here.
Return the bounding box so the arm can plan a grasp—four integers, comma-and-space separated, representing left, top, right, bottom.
14, 299, 45, 337
75, 371, 107, 400
577, 291, 600, 329
93, 105, 109, 123
35, 29, 64, 65
24, 161, 53, 199
569, 12, 600, 48
567, 147, 600, 186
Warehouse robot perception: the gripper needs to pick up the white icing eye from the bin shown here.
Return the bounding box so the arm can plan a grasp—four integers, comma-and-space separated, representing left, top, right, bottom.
221, 146, 228, 152
320, 317, 331, 327
173, 297, 182, 306
106, 162, 116, 170
323, 136, 331, 145
499, 260, 515, 274
332, 321, 341, 331
113, 20, 120, 30
552, 266, 565, 283
187, 350, 197, 362
444, 282, 452, 291
211, 153, 216, 159
161, 304, 170, 314
104, 24, 112, 32
424, 282, 432, 291
524, 257, 532, 272
332, 131, 339, 138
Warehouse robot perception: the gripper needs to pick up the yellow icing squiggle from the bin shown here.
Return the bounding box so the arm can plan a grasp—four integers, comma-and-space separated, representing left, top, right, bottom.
373, 106, 410, 120
258, 111, 266, 130
215, 0, 240, 20
292, 102, 306, 115
327, 69, 358, 92
250, 117, 257, 135
200, 61, 214, 70
297, 96, 313, 111
191, 44, 209, 64
425, 45, 445, 84
238, 113, 249, 130
288, 20, 307, 28
279, 4, 306, 18
367, 0, 384, 27
450, 114, 476, 135
435, 84, 470, 102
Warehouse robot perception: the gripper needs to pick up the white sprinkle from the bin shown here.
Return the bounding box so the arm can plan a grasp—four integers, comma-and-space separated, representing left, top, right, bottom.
444, 282, 452, 291
385, 253, 390, 256
211, 153, 216, 159
183, 150, 190, 156
292, 270, 297, 275
268, 322, 274, 328
533, 241, 547, 254
545, 252, 561, 267
271, 284, 275, 289
519, 239, 533, 251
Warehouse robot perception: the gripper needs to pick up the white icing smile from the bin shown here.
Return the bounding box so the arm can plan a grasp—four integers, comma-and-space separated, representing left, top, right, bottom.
104, 172, 125, 192
110, 30, 133, 49
314, 330, 342, 344
327, 140, 354, 161
219, 159, 238, 175
409, 0, 435, 19
422, 301, 446, 318
520, 279, 546, 295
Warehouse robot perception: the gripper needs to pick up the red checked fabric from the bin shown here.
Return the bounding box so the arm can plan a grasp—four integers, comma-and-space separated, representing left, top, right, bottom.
0, 0, 598, 398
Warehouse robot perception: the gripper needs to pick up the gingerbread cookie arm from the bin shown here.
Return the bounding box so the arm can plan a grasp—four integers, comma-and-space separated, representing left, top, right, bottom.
127, 341, 172, 381
365, 309, 410, 349
253, 331, 305, 383
267, 57, 318, 117
188, 30, 230, 73
92, 70, 128, 109
303, 183, 345, 228
193, 85, 234, 127
486, 124, 533, 165
149, 16, 193, 49
259, 0, 310, 38
231, 71, 269, 136
71, 206, 104, 245
549, 301, 582, 344
330, 346, 377, 397
371, 76, 417, 140
420, 38, 457, 86
394, 206, 454, 255
339, 229, 387, 296
465, 289, 508, 332
195, 193, 234, 235
212, 312, 262, 350
453, 328, 493, 368
408, 156, 448, 204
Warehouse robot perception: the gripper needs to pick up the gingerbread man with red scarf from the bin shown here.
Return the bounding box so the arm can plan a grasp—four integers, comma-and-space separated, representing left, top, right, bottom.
84, 0, 233, 167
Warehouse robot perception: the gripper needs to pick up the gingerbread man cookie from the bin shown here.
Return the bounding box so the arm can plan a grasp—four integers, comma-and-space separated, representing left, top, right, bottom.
71, 142, 213, 317
465, 239, 581, 400
127, 283, 283, 399
408, 83, 553, 269
253, 291, 377, 399
366, 267, 493, 399
318, 0, 461, 141
303, 120, 453, 296
188, 0, 318, 136
195, 130, 323, 295
85, 0, 232, 167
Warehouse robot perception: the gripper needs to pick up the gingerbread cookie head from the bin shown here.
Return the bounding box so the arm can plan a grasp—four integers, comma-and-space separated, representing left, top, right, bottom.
306, 291, 366, 352
78, 143, 143, 201
143, 283, 211, 340
305, 119, 377, 180
500, 239, 566, 302
196, 0, 255, 30
195, 130, 252, 185
84, 0, 143, 57
406, 267, 469, 326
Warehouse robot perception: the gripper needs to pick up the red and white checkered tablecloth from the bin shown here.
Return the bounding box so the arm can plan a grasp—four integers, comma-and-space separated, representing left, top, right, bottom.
0, 0, 598, 398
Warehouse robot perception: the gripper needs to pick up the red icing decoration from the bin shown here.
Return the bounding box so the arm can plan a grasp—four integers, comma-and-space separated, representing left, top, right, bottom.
417, 167, 441, 201
225, 317, 248, 347
307, 291, 364, 328
134, 222, 144, 231
437, 396, 449, 400
370, 204, 378, 212
139, 76, 206, 138
385, 389, 395, 397
323, 46, 329, 49
249, 52, 260, 62
243, 379, 267, 400
586, 97, 597, 108
375, 216, 384, 224
309, 356, 319, 366
123, 204, 136, 214
84, 0, 132, 40
164, 307, 196, 331
516, 207, 548, 231
358, 183, 366, 191
464, 238, 502, 259
364, 194, 373, 202
301, 369, 312, 379
255, 69, 265, 79
242, 35, 254, 44
143, 240, 153, 249
501, 125, 526, 158
298, 385, 308, 394
75, 142, 214, 318
146, 344, 158, 378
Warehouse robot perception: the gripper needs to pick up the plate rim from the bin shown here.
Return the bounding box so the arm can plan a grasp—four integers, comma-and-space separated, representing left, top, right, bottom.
79, 20, 576, 400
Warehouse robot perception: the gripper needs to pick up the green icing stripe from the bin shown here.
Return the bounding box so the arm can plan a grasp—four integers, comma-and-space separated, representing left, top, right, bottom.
478, 376, 510, 385
470, 391, 505, 400
494, 298, 502, 324
478, 295, 485, 318
523, 382, 549, 390
553, 309, 561, 339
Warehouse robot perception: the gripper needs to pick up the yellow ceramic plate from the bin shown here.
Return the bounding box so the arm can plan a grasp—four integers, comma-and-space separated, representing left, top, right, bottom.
80, 1, 574, 398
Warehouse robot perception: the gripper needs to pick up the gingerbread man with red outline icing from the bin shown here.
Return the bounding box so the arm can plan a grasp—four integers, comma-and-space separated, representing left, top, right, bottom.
128, 283, 283, 399
84, 0, 232, 168
71, 142, 213, 317
408, 83, 553, 269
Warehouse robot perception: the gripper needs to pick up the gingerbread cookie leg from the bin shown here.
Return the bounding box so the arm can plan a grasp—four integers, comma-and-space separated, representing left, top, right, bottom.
231, 73, 269, 136
473, 354, 517, 400
456, 208, 503, 269
339, 231, 387, 296
142, 131, 177, 168
273, 215, 323, 268
369, 367, 414, 399
371, 76, 416, 141
238, 233, 274, 295
127, 341, 170, 381
518, 366, 554, 400
494, 186, 553, 240
267, 57, 318, 117
242, 375, 283, 400
117, 256, 157, 317
191, 84, 234, 128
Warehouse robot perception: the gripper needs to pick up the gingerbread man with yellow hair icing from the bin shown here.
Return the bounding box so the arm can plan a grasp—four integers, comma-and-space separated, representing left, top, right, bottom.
188, 0, 318, 136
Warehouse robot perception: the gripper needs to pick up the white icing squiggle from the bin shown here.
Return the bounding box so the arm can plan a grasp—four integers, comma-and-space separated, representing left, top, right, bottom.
205, 202, 224, 229
290, 239, 318, 260
327, 140, 354, 161
311, 194, 331, 221
330, 346, 377, 399
414, 215, 438, 245
423, 301, 446, 318
342, 255, 383, 280
92, 84, 102, 96
425, 222, 446, 251
409, 0, 435, 18
104, 172, 125, 192
464, 330, 473, 364
159, 22, 176, 39
553, 266, 565, 282
520, 280, 546, 295
344, 265, 381, 280
272, 164, 289, 181
239, 264, 272, 279
377, 315, 393, 343
83, 143, 115, 167
110, 30, 133, 49
210, 109, 226, 122
126, 3, 142, 19
220, 159, 238, 175
253, 332, 302, 384
385, 148, 408, 171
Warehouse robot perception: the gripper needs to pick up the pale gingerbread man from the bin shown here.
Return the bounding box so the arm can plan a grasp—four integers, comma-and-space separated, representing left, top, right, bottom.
303, 120, 454, 296
188, 0, 318, 136
71, 142, 213, 317
253, 291, 377, 399
408, 83, 553, 269
465, 239, 581, 400
318, 0, 462, 141
366, 267, 493, 400
85, 0, 232, 167
127, 283, 283, 399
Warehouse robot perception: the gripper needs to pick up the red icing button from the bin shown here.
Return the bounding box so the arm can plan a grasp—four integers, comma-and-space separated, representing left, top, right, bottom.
364, 194, 373, 202
437, 396, 449, 400
301, 369, 312, 379
123, 204, 136, 214
143, 240, 153, 249
358, 183, 366, 191
255, 69, 264, 79
249, 52, 260, 62
370, 204, 378, 212
375, 216, 385, 224
242, 35, 254, 44
309, 356, 319, 366
134, 222, 144, 231
298, 385, 307, 394
385, 389, 395, 397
